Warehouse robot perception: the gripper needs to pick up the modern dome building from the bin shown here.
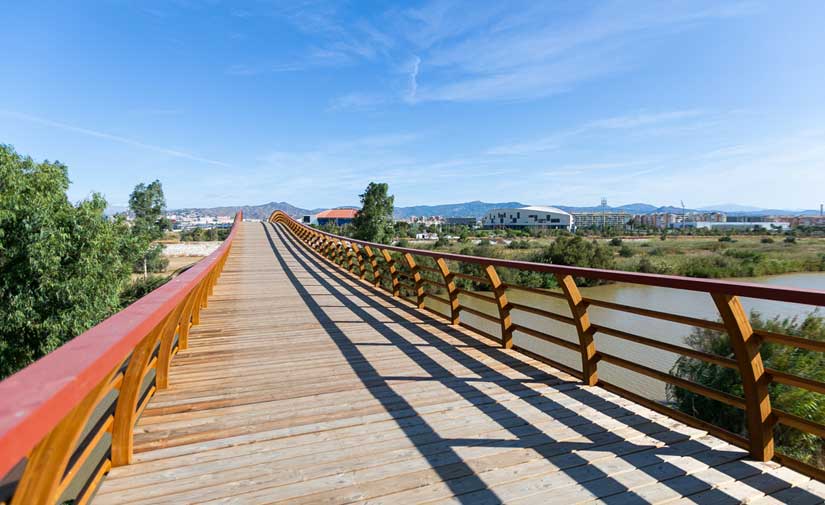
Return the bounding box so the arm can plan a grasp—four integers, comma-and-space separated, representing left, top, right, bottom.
481, 206, 573, 231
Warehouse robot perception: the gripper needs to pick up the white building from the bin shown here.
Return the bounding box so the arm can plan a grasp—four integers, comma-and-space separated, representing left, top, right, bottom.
482, 206, 573, 231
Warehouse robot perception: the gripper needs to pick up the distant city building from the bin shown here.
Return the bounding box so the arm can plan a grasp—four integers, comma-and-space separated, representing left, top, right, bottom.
316, 208, 358, 226
167, 213, 234, 230
445, 217, 478, 227
401, 215, 445, 226
482, 206, 573, 231
633, 212, 726, 229
691, 221, 791, 231
572, 211, 632, 230
792, 216, 825, 227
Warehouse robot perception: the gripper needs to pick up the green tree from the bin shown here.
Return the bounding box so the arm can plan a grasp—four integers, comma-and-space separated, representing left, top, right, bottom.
352, 182, 395, 244
0, 145, 133, 377
669, 312, 825, 466
530, 235, 615, 286
129, 180, 170, 275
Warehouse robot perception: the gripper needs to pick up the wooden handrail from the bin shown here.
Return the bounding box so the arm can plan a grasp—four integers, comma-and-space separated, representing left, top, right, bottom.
270, 210, 825, 479
0, 211, 242, 503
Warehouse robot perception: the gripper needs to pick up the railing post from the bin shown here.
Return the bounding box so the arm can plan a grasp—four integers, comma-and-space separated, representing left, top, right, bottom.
381, 249, 400, 297
403, 252, 425, 308
485, 265, 513, 349
335, 240, 346, 266
323, 237, 334, 258
345, 242, 356, 273
712, 293, 774, 461
436, 257, 460, 325
352, 243, 366, 279
556, 274, 598, 386
156, 303, 186, 389
364, 245, 381, 288
111, 322, 164, 466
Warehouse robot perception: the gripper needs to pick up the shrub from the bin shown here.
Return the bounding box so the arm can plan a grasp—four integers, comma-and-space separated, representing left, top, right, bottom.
718, 235, 734, 243
610, 237, 623, 247
434, 236, 449, 248
530, 236, 615, 286
507, 240, 531, 249
785, 236, 797, 244
119, 275, 170, 309
618, 245, 634, 258
670, 312, 825, 466
761, 237, 775, 244
395, 238, 409, 248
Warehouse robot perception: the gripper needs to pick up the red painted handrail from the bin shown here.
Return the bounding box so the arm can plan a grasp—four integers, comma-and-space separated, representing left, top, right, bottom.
0, 212, 242, 478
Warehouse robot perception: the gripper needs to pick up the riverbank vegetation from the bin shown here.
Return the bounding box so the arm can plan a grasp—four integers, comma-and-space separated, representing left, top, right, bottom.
669, 312, 825, 467
407, 230, 825, 281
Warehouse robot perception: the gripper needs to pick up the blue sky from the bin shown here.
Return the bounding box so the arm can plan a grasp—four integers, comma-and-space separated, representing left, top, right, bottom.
1, 1, 824, 210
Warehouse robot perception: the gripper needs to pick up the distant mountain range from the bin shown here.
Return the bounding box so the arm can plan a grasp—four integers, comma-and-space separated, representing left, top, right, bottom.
167, 200, 824, 219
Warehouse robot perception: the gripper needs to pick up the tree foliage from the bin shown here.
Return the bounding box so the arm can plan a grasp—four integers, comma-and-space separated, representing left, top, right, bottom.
0, 145, 133, 377
530, 235, 615, 286
128, 180, 170, 273
351, 182, 395, 244
669, 312, 825, 466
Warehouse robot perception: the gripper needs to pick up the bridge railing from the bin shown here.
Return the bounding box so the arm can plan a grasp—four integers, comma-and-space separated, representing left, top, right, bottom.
271, 210, 825, 481
0, 211, 242, 505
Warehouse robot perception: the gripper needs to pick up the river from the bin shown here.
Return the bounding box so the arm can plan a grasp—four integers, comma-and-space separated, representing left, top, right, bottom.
425, 271, 825, 401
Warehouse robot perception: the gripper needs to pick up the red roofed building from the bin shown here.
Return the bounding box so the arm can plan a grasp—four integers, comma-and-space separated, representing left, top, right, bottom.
316, 208, 358, 226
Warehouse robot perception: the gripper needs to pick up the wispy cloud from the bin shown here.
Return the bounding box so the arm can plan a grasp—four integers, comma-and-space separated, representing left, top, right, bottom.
487, 109, 706, 156
1, 111, 233, 168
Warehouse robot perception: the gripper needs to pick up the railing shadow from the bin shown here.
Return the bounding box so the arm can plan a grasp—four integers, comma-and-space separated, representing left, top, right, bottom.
265, 222, 816, 504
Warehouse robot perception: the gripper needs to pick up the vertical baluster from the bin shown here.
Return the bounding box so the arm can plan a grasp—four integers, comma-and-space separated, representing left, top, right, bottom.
556, 274, 598, 386
485, 265, 514, 349
403, 253, 425, 308
712, 293, 774, 461
436, 258, 460, 325
381, 249, 400, 297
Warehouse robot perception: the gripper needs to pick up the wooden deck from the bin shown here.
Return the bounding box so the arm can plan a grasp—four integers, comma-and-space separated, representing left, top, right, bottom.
93, 222, 825, 504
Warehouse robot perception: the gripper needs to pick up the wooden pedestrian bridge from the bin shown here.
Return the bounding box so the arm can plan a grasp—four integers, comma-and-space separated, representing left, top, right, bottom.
3, 211, 825, 504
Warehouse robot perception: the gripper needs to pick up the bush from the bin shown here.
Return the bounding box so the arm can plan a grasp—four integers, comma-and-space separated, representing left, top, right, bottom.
761, 237, 775, 244
785, 236, 797, 244
670, 312, 825, 467
636, 257, 667, 274
718, 235, 734, 242
119, 275, 170, 309
433, 236, 449, 248
619, 245, 634, 258
395, 238, 409, 248
610, 237, 623, 247
530, 236, 615, 286
507, 240, 531, 249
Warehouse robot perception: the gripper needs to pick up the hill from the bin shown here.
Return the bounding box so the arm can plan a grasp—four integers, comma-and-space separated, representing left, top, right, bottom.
169, 200, 824, 220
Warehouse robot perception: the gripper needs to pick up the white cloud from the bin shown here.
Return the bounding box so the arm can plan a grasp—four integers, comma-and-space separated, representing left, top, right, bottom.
488, 109, 705, 156
1, 110, 233, 168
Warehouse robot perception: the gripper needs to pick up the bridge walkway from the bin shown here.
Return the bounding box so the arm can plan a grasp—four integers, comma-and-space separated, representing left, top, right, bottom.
92, 221, 825, 504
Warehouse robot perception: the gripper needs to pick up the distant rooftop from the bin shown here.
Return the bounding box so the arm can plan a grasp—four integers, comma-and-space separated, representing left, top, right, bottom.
519, 205, 571, 215
316, 208, 358, 219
